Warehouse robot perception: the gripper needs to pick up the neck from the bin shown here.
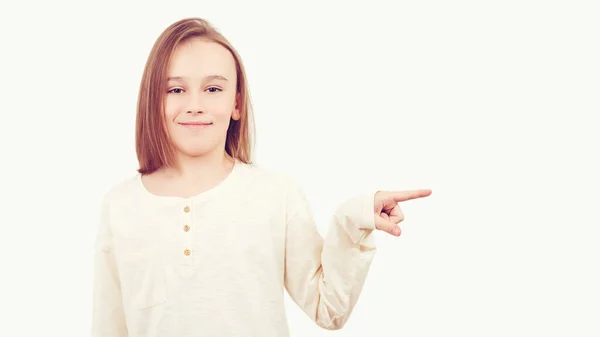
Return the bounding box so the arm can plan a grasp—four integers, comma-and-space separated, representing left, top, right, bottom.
163, 150, 235, 182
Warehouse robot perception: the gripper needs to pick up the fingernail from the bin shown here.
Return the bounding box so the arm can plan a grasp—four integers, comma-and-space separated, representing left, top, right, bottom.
392, 228, 400, 236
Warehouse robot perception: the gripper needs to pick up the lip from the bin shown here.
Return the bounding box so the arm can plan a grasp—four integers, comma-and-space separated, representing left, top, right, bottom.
178, 121, 213, 128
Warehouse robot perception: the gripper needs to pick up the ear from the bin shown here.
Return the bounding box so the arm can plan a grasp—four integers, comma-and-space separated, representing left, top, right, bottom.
231, 93, 241, 121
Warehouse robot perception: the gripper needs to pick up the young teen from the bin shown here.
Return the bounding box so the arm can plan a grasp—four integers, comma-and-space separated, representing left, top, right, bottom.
91, 17, 431, 337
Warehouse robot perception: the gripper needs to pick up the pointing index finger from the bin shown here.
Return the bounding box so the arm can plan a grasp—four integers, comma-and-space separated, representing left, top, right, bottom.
392, 189, 432, 202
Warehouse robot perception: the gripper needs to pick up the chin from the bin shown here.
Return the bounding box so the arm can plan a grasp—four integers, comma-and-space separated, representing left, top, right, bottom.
178, 146, 217, 157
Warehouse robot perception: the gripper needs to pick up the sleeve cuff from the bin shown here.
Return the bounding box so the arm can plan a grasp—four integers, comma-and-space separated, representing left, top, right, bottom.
356, 191, 377, 230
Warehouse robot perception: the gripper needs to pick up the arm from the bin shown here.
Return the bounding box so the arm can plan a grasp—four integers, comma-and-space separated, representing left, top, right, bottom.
283, 180, 377, 330
91, 197, 128, 337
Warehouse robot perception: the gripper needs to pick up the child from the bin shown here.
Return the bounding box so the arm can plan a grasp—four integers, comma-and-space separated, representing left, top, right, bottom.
91, 17, 431, 337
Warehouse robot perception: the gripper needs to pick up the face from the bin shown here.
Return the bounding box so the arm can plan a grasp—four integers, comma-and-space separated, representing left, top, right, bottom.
164, 37, 240, 159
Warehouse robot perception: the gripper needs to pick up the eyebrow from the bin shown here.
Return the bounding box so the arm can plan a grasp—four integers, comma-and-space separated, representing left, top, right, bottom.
167, 75, 229, 82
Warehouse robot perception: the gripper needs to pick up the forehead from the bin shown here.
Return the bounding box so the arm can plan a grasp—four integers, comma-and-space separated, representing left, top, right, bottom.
168, 38, 236, 79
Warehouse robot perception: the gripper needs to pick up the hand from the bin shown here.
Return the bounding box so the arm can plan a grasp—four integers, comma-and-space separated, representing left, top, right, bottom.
374, 189, 432, 236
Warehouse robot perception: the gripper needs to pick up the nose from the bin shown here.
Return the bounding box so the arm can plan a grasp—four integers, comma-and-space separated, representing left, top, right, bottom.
186, 92, 204, 114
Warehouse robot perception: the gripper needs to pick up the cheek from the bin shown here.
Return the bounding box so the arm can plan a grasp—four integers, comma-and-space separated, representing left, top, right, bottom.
164, 96, 181, 121
209, 94, 236, 121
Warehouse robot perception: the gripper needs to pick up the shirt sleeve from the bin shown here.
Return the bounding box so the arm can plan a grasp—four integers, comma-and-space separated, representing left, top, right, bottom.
283, 180, 378, 330
91, 196, 128, 337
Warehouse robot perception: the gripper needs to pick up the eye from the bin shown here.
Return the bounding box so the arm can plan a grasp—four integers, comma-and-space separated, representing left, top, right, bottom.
168, 88, 184, 94
206, 87, 222, 93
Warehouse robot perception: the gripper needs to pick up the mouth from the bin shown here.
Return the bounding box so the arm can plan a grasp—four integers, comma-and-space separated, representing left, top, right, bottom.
178, 121, 213, 129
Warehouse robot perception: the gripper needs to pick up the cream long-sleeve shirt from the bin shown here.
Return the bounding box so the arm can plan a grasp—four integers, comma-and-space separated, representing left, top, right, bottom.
91, 161, 377, 337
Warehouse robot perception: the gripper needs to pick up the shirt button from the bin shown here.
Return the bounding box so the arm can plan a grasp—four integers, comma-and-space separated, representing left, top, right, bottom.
183, 225, 190, 232
183, 205, 190, 213
184, 249, 191, 256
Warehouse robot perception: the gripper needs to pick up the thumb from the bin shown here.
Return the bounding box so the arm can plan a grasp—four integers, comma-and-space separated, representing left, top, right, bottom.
374, 215, 401, 236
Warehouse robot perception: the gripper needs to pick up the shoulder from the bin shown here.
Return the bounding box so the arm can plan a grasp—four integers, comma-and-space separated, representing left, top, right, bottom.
238, 162, 299, 189
100, 173, 141, 210
237, 162, 307, 205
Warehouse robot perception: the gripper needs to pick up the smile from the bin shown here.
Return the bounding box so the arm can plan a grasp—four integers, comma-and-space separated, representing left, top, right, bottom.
179, 122, 213, 129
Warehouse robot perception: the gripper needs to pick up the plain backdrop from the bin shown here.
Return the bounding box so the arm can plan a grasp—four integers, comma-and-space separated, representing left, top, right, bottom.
0, 1, 598, 336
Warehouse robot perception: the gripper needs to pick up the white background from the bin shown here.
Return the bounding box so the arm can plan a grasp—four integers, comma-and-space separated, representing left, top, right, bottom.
0, 0, 598, 336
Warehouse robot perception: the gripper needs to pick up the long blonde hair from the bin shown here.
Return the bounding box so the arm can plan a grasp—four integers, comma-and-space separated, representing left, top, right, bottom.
135, 18, 254, 174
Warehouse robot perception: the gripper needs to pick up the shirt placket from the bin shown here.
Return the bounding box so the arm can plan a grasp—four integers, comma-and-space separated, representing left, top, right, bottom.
181, 203, 194, 266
